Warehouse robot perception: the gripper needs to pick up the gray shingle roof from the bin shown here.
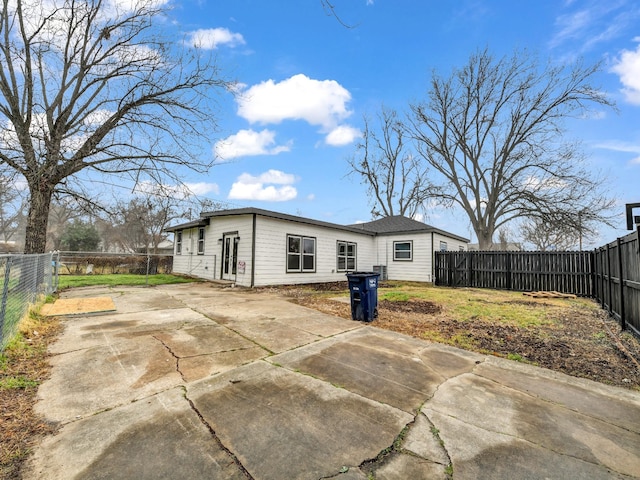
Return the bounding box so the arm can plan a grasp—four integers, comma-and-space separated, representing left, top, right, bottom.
165, 208, 468, 242
348, 215, 469, 242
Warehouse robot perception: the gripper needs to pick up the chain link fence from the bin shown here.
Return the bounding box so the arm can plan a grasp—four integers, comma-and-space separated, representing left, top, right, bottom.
1, 252, 59, 350
57, 252, 173, 275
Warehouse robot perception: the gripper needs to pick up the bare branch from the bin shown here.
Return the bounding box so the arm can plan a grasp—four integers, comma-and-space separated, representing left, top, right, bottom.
0, 0, 232, 252
408, 48, 616, 249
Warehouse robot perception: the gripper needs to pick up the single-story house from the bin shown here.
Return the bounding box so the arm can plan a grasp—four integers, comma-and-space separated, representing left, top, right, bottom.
164, 207, 469, 287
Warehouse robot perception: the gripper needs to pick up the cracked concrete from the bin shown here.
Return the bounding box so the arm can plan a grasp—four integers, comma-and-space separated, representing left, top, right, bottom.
25, 283, 640, 480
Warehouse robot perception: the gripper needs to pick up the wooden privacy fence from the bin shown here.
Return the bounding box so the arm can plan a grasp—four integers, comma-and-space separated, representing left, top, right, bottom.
434, 250, 593, 296
592, 229, 640, 338
435, 228, 640, 337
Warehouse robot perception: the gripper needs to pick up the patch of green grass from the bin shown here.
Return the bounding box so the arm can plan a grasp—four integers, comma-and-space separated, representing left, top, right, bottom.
507, 353, 524, 362
57, 273, 198, 289
379, 291, 411, 302
0, 376, 39, 389
377, 284, 597, 328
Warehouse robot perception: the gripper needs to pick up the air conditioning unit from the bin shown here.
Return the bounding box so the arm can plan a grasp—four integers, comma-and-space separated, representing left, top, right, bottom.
373, 265, 387, 281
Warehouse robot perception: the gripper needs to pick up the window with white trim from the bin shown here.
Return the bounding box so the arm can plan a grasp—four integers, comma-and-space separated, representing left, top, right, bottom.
440, 241, 448, 252
337, 241, 357, 271
393, 241, 413, 261
197, 227, 205, 255
176, 231, 182, 255
287, 235, 316, 272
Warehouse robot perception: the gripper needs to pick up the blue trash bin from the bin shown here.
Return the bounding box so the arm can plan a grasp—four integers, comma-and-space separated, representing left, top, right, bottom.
346, 272, 380, 322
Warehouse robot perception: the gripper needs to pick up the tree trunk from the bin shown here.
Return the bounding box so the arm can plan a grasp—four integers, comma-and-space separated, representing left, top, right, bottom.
24, 182, 54, 254
476, 230, 495, 250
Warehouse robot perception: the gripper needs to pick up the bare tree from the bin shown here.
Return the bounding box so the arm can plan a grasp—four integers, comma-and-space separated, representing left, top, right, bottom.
408, 48, 616, 249
0, 172, 26, 246
46, 197, 83, 250
0, 0, 230, 253
108, 189, 187, 253
521, 210, 601, 251
348, 107, 432, 219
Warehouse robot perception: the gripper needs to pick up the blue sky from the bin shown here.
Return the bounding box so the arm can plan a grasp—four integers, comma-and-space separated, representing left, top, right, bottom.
169, 0, 640, 245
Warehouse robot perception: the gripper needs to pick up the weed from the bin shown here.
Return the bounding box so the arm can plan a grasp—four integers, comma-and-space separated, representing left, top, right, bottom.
445, 464, 454, 475
507, 353, 524, 362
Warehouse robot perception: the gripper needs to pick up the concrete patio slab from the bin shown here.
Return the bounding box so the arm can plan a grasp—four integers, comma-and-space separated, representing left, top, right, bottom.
428, 410, 632, 480
188, 361, 412, 480
36, 335, 183, 423
27, 387, 246, 480
24, 283, 640, 480
424, 367, 640, 478
48, 307, 212, 354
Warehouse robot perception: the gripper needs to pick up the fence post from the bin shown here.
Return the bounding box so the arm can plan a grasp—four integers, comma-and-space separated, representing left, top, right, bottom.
606, 244, 612, 315
616, 238, 626, 330
54, 251, 60, 292
146, 254, 151, 286
0, 257, 13, 341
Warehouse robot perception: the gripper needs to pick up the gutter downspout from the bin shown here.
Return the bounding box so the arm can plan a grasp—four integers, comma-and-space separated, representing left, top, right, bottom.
431, 231, 434, 283
251, 214, 256, 287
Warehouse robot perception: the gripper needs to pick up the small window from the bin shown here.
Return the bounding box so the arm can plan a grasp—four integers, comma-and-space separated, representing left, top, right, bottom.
440, 241, 448, 252
393, 241, 412, 261
337, 241, 357, 271
459, 245, 465, 251
287, 235, 316, 272
176, 231, 182, 255
197, 227, 205, 255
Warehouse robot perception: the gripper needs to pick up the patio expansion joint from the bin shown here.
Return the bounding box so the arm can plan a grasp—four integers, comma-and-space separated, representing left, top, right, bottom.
182, 386, 255, 480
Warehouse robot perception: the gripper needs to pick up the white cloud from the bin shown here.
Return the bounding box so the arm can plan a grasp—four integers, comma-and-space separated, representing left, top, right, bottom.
186, 182, 220, 195
325, 125, 361, 146
185, 28, 245, 49
214, 129, 291, 161
523, 176, 567, 191
228, 170, 298, 202
611, 41, 640, 105
237, 74, 353, 130
595, 140, 640, 164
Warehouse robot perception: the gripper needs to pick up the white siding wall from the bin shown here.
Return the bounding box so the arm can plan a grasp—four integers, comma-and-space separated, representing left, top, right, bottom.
171, 227, 217, 280
376, 233, 432, 282
207, 215, 254, 286
375, 232, 468, 282
253, 217, 376, 286
433, 233, 467, 253
172, 214, 468, 286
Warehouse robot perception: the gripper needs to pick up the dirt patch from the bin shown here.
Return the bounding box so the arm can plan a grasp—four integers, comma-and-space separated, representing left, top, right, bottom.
285, 289, 640, 391
378, 299, 441, 315
40, 297, 116, 316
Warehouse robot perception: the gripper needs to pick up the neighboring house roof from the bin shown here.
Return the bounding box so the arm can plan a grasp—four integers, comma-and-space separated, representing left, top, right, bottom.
165, 207, 469, 242
164, 217, 210, 232
348, 215, 469, 242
